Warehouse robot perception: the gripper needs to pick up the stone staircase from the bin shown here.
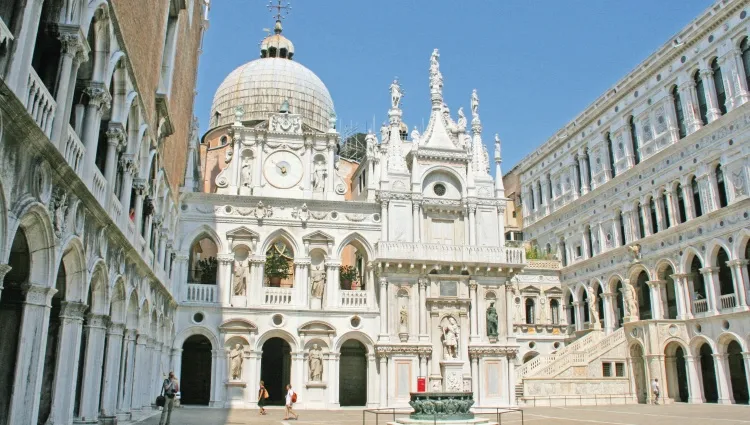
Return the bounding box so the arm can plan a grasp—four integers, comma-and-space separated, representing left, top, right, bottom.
516, 330, 603, 384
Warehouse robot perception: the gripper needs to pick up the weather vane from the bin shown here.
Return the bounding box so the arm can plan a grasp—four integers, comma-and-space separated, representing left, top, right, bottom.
267, 0, 291, 22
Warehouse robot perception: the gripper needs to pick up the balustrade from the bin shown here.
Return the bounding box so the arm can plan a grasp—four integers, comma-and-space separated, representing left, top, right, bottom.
26, 68, 56, 137
264, 287, 293, 305
719, 293, 737, 310
186, 284, 217, 303
340, 290, 368, 308
693, 298, 709, 314
92, 168, 107, 206
376, 242, 525, 265
64, 126, 85, 174
110, 197, 123, 228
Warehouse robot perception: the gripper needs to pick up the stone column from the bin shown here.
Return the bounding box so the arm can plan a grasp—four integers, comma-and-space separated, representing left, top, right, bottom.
131, 334, 149, 411
602, 292, 615, 333
217, 254, 233, 305
292, 351, 305, 399
210, 349, 221, 406
7, 284, 57, 425
378, 355, 388, 407
569, 162, 580, 199
719, 55, 738, 111
118, 156, 136, 222
329, 352, 341, 407
697, 170, 717, 213
700, 266, 720, 314
325, 262, 340, 309
671, 274, 692, 320
418, 277, 428, 341
497, 206, 506, 247
47, 301, 88, 425
468, 204, 477, 246
303, 139, 313, 192
664, 187, 677, 227
505, 282, 515, 342
572, 302, 583, 331
680, 176, 696, 221
684, 355, 705, 403
249, 257, 265, 307
296, 260, 310, 308
118, 329, 137, 413
131, 179, 147, 241
620, 124, 636, 169
470, 355, 479, 402
700, 68, 722, 122
412, 201, 421, 243
4, 0, 44, 96
0, 263, 11, 300
50, 29, 85, 146
743, 352, 750, 400
77, 313, 110, 421
100, 322, 125, 418
730, 48, 750, 105
727, 260, 749, 308
578, 151, 590, 194
104, 124, 126, 206
469, 280, 479, 342
380, 200, 389, 240
640, 200, 652, 237
646, 281, 664, 320
679, 81, 702, 134
654, 192, 667, 232
507, 354, 517, 406
378, 277, 390, 341
81, 83, 112, 182
713, 354, 733, 404
663, 90, 681, 143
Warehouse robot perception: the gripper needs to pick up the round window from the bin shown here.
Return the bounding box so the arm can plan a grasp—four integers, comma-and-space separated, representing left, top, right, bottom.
433, 183, 447, 197
220, 136, 228, 145
350, 316, 361, 328
193, 312, 204, 323
528, 342, 536, 349
272, 314, 284, 326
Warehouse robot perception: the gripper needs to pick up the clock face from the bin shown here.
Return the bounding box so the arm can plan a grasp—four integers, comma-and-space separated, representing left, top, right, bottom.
263, 151, 303, 189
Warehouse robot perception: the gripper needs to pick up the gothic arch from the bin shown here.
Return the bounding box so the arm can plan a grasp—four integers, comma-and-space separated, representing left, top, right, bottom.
259, 228, 300, 256
255, 329, 299, 352
334, 331, 375, 353
180, 224, 224, 253
57, 236, 88, 302
589, 278, 604, 294
706, 238, 734, 266
125, 290, 139, 329
732, 228, 750, 259
606, 274, 625, 293
173, 326, 220, 350
563, 286, 578, 303
109, 277, 127, 324
138, 299, 151, 333
716, 332, 748, 353
689, 335, 718, 357
662, 337, 690, 355
627, 264, 652, 282
655, 258, 678, 278
87, 260, 110, 315
335, 232, 375, 259
9, 204, 56, 287
680, 247, 705, 274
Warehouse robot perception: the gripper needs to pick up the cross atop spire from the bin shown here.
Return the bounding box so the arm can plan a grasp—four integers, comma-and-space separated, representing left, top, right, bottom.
267, 0, 291, 33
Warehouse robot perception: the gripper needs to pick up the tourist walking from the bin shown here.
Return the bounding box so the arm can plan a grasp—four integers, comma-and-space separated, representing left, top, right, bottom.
284, 384, 299, 420
258, 380, 268, 415
159, 372, 180, 425
652, 378, 660, 405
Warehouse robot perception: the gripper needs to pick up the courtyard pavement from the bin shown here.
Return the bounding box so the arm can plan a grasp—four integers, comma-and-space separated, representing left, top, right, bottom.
138, 403, 750, 425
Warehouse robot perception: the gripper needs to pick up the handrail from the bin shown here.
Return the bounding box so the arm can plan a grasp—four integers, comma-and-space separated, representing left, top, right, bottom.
362, 407, 524, 425
522, 393, 634, 407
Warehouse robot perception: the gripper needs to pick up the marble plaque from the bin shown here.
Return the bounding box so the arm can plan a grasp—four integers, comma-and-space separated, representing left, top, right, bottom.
440, 281, 457, 297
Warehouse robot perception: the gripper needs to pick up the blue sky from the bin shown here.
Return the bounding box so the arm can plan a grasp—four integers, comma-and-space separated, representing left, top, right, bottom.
195, 0, 715, 171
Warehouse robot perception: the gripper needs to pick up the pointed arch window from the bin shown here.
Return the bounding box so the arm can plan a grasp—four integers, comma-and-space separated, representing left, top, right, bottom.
694, 70, 708, 125
619, 211, 626, 246
629, 116, 641, 165
649, 197, 658, 234
525, 298, 535, 325
636, 203, 645, 239
672, 86, 687, 139
742, 37, 750, 92
711, 58, 727, 115
529, 185, 536, 211
676, 183, 686, 224
606, 133, 616, 177
691, 176, 703, 217
716, 164, 728, 208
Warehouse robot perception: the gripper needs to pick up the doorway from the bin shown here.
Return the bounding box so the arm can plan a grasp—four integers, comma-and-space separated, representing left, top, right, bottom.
699, 344, 718, 403
728, 340, 749, 404
339, 340, 367, 406
261, 338, 291, 405
181, 335, 212, 405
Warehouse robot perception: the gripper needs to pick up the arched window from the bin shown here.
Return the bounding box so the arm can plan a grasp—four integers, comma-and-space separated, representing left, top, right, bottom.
525, 298, 535, 325
649, 197, 658, 234
546, 174, 553, 200
587, 225, 595, 258
716, 248, 734, 297
530, 185, 536, 211
560, 241, 567, 267
715, 165, 728, 208
690, 256, 707, 306
711, 58, 727, 115
584, 149, 592, 186
619, 211, 626, 246
694, 70, 708, 125
567, 294, 576, 325
606, 133, 617, 177
672, 85, 687, 139
537, 181, 544, 207
635, 271, 652, 320
629, 116, 640, 165
637, 202, 645, 239
265, 241, 294, 287
741, 38, 750, 92
550, 299, 560, 325
574, 156, 582, 193
691, 176, 703, 218
189, 237, 218, 285
676, 183, 686, 224
661, 191, 671, 228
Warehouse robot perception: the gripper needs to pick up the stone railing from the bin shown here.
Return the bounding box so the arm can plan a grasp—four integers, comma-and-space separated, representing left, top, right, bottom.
720, 293, 737, 310
516, 329, 602, 383
186, 283, 217, 303
693, 298, 709, 314
264, 287, 293, 305
525, 259, 561, 270
26, 68, 56, 137
110, 197, 123, 227
340, 290, 367, 308
91, 167, 107, 206
64, 125, 85, 174
532, 328, 626, 380
376, 242, 525, 266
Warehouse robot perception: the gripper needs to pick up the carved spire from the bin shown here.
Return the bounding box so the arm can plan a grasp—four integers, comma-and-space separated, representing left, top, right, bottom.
429, 48, 443, 105
386, 80, 406, 172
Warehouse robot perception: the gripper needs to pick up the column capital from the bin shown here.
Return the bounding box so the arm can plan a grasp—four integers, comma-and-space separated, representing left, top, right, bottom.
136, 334, 149, 345
60, 301, 88, 320
106, 123, 127, 148
727, 259, 749, 267
86, 313, 110, 329
21, 283, 58, 307
84, 83, 113, 109
418, 276, 429, 288
646, 280, 666, 288
469, 279, 478, 290
216, 254, 234, 264
107, 322, 126, 336
0, 264, 11, 285
699, 266, 720, 274
119, 154, 138, 175
57, 25, 89, 60
132, 178, 148, 194
124, 329, 138, 340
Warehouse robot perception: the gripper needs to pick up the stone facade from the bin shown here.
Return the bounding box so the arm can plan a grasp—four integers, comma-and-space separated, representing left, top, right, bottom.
0, 1, 208, 425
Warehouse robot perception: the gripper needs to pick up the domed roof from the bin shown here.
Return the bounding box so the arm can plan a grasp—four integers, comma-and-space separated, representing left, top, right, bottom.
208, 21, 334, 133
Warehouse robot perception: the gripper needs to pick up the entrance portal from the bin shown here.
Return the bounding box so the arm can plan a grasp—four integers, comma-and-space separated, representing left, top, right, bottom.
339, 340, 367, 406
181, 335, 212, 405
261, 338, 291, 405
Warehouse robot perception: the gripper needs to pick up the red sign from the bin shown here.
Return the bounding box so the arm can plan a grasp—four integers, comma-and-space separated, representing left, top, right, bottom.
417, 377, 426, 392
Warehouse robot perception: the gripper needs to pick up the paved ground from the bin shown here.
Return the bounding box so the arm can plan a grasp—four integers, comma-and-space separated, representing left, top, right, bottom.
138, 404, 750, 425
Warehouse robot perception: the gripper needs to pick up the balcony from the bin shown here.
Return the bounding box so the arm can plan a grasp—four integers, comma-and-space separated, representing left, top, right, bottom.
340, 290, 368, 308
186, 283, 217, 303
719, 293, 737, 310
375, 242, 525, 266
26, 68, 56, 137
264, 287, 293, 306
91, 168, 107, 206
693, 298, 709, 314
64, 126, 85, 174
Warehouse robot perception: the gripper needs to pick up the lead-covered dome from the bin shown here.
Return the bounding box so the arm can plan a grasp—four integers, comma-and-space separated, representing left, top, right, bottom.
208, 20, 335, 133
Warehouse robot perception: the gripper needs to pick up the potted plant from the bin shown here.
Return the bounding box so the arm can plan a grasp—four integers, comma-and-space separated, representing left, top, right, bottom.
265, 251, 290, 287
197, 257, 218, 285
339, 265, 358, 290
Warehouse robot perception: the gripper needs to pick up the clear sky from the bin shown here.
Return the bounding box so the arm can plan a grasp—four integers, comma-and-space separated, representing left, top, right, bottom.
195, 0, 715, 172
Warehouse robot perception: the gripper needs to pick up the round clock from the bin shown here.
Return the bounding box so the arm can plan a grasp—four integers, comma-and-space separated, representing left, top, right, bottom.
263, 151, 303, 189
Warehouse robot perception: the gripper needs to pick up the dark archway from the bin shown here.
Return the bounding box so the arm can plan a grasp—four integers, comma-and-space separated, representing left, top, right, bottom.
567, 294, 575, 326
339, 340, 367, 406
635, 271, 652, 320
38, 261, 65, 424
582, 290, 590, 324
727, 341, 749, 404
665, 343, 689, 402
661, 265, 678, 319
716, 248, 734, 303
0, 230, 29, 424
630, 344, 648, 403
699, 344, 718, 403
261, 337, 291, 405
614, 280, 625, 328
181, 335, 212, 405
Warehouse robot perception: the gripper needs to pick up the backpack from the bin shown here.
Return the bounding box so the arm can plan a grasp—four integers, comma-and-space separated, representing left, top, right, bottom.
291, 392, 297, 403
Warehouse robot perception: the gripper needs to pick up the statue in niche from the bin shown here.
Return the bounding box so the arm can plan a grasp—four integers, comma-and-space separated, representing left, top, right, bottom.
486, 302, 498, 337
441, 316, 460, 360
399, 305, 408, 331
390, 79, 402, 109
240, 156, 252, 190
233, 259, 248, 296
456, 107, 467, 132
312, 160, 327, 192
308, 344, 323, 381
229, 343, 244, 380
310, 265, 326, 299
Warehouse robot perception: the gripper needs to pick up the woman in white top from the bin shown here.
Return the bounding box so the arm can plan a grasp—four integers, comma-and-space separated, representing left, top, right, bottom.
284, 384, 299, 420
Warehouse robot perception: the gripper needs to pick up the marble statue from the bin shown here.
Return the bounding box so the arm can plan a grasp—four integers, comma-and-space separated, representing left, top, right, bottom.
380, 122, 389, 143
229, 343, 244, 380
390, 79, 402, 109
308, 344, 323, 381
442, 316, 460, 359
400, 305, 408, 331
240, 156, 252, 189
233, 259, 248, 296
589, 296, 599, 324
312, 160, 326, 192
624, 284, 638, 318
429, 49, 443, 91
310, 265, 326, 298
456, 107, 467, 132
471, 89, 479, 119
411, 126, 420, 144
486, 302, 498, 337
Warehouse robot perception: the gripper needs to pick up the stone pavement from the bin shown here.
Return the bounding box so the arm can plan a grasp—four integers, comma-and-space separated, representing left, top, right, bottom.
137, 404, 750, 425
